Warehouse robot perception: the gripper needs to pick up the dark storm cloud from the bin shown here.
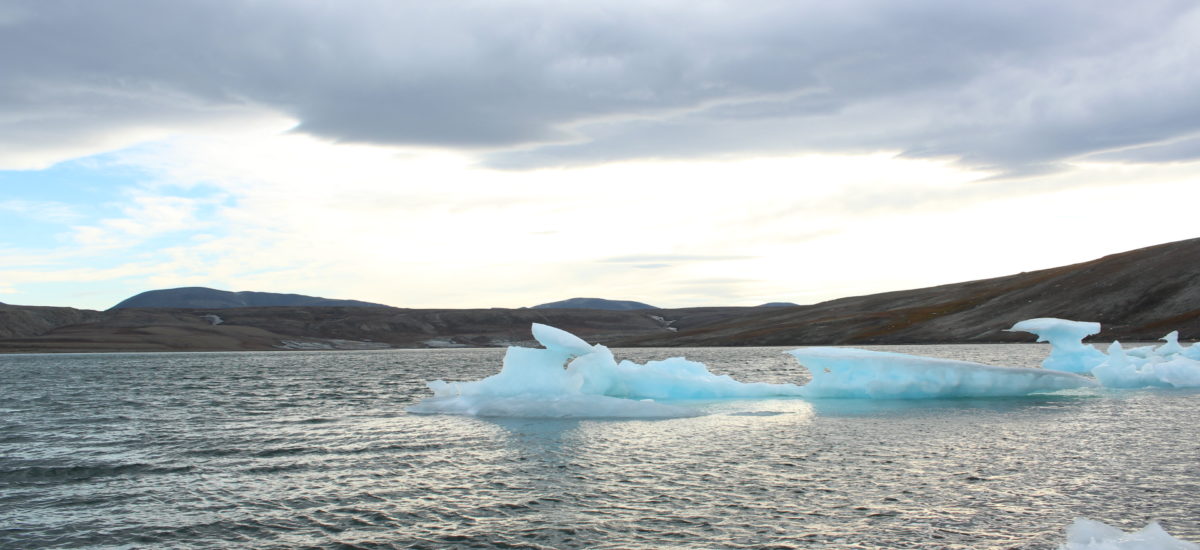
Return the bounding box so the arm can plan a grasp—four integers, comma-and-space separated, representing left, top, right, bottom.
4, 0, 1199, 175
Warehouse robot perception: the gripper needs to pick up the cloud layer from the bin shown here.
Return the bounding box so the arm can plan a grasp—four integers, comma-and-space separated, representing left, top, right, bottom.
4, 1, 1200, 174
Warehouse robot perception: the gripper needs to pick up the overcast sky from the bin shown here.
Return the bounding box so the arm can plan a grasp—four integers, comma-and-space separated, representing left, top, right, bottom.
2, 0, 1199, 310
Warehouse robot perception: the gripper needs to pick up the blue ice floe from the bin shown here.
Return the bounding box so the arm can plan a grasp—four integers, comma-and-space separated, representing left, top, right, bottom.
1008, 318, 1200, 389
409, 317, 1200, 418
409, 321, 1097, 418
785, 347, 1095, 399
406, 323, 805, 418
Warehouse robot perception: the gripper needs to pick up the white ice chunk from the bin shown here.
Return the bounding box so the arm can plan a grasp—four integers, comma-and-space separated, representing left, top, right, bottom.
531, 322, 596, 356
1156, 331, 1185, 357
1092, 342, 1174, 389
1008, 318, 1108, 373
1126, 345, 1158, 359
409, 324, 804, 418
1157, 357, 1200, 387
1060, 518, 1198, 550
574, 352, 806, 400
427, 346, 580, 398
1184, 342, 1200, 361
1091, 341, 1200, 389
787, 347, 1096, 399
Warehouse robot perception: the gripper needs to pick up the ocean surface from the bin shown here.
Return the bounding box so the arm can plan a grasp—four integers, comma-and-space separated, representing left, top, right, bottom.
2, 345, 1197, 549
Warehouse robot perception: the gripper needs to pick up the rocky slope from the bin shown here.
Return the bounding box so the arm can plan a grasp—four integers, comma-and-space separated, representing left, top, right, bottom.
617, 237, 1200, 346
0, 304, 105, 339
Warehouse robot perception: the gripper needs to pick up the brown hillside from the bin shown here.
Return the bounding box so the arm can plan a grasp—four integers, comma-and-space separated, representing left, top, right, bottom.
615, 237, 1200, 346
1, 237, 1197, 352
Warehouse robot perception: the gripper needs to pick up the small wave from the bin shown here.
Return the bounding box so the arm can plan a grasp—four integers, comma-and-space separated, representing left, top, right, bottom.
254, 446, 320, 458
283, 417, 338, 424
0, 463, 193, 483
182, 447, 243, 457
243, 462, 313, 474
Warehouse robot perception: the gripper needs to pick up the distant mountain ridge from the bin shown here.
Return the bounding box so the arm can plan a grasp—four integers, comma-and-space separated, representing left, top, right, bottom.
110, 287, 389, 310
531, 297, 657, 310
3, 238, 1199, 352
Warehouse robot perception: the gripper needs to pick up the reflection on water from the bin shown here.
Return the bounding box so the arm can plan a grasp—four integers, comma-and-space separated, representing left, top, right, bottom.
1, 345, 1197, 549
803, 394, 1096, 417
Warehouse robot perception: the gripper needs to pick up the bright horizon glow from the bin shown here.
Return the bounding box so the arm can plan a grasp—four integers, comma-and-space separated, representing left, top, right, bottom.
3, 127, 1198, 311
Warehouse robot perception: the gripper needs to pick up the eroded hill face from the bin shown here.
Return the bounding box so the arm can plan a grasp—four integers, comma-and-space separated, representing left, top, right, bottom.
0, 304, 105, 340
2, 237, 1198, 352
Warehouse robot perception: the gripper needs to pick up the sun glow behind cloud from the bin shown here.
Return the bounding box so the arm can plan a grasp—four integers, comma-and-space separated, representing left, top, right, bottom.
4, 122, 1198, 310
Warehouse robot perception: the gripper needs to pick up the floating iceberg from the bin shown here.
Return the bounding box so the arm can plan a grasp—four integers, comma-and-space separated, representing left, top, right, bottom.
407, 323, 805, 418
1060, 518, 1198, 550
410, 323, 1107, 418
409, 318, 1200, 418
1008, 318, 1108, 373
787, 347, 1096, 399
1006, 318, 1200, 389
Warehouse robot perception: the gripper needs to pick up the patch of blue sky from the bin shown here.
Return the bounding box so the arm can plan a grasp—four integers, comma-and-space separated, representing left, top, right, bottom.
0, 147, 231, 252
7, 278, 143, 310
3, 227, 231, 309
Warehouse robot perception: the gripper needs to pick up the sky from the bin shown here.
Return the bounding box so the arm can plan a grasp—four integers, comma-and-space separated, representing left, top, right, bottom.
2, 0, 1199, 311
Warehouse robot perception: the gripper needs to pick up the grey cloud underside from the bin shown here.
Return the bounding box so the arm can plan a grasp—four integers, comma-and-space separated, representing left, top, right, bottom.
4, 1, 1200, 175
1086, 134, 1200, 164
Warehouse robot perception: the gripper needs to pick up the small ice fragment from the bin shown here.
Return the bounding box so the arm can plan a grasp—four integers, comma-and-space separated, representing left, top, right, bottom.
1155, 331, 1185, 357
1060, 518, 1198, 550
531, 323, 596, 357
1184, 342, 1200, 361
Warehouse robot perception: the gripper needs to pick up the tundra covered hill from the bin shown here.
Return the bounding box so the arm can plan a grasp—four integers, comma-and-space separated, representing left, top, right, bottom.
1, 237, 1197, 352
110, 287, 389, 309
0, 305, 692, 353
614, 237, 1200, 347
0, 303, 105, 340
531, 297, 657, 310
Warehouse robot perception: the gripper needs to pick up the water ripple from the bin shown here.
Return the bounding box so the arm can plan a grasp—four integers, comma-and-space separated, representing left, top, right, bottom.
0, 347, 1197, 548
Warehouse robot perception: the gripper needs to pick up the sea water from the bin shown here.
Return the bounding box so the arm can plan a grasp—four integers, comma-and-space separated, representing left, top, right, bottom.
1, 345, 1197, 549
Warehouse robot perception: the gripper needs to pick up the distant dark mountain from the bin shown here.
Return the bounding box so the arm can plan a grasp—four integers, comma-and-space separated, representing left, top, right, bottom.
110, 287, 389, 310
757, 302, 800, 307
531, 297, 657, 310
